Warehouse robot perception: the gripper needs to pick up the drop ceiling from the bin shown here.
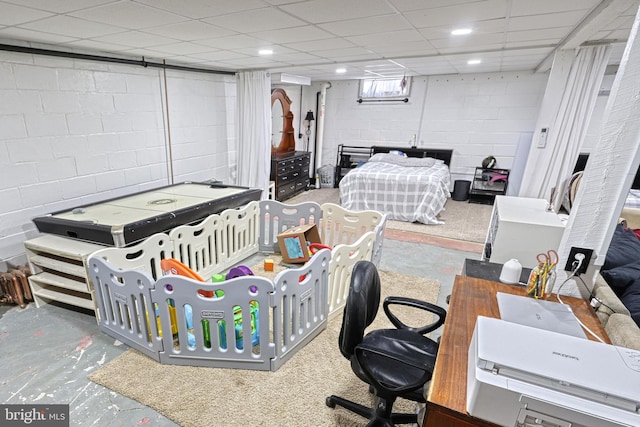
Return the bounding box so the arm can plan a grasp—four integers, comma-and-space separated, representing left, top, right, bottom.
0, 0, 637, 81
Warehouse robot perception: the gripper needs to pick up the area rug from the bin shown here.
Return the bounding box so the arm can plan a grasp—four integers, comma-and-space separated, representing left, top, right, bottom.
286, 188, 493, 243
88, 269, 441, 427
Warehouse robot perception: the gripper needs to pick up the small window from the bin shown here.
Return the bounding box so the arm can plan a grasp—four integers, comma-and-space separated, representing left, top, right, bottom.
358, 76, 411, 100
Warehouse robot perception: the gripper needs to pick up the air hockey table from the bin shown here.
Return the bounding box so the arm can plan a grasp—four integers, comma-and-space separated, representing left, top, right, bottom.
32, 182, 262, 247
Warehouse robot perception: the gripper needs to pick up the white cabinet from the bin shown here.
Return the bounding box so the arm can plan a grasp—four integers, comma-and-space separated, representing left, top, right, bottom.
25, 235, 105, 315
483, 196, 565, 269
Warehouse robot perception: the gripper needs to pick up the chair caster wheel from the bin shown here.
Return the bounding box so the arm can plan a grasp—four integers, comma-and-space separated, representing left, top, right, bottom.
326, 397, 336, 408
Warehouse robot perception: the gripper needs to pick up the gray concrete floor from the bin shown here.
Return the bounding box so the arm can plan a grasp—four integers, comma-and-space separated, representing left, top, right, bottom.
0, 237, 480, 427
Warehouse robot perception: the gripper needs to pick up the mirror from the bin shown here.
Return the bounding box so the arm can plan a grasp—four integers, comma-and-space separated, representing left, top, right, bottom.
271, 88, 295, 153
272, 98, 283, 148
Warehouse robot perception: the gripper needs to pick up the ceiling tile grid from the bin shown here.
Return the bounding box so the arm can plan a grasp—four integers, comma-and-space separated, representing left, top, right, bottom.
0, 0, 636, 80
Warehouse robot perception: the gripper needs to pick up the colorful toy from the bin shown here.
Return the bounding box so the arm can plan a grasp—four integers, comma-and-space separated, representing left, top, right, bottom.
264, 259, 274, 271
157, 258, 260, 350
219, 265, 260, 350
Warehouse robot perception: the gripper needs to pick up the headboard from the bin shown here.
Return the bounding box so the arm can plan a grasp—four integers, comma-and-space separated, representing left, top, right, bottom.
371, 146, 453, 166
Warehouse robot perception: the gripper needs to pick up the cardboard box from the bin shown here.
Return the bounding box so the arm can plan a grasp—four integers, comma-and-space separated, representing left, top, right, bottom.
276, 223, 322, 263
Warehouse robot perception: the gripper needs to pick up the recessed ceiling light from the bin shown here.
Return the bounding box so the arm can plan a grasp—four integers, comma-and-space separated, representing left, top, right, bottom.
467, 59, 482, 65
258, 49, 273, 55
452, 28, 472, 35
336, 68, 347, 74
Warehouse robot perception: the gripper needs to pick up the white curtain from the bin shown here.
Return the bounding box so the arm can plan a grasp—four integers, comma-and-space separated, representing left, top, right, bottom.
236, 71, 271, 199
526, 45, 611, 212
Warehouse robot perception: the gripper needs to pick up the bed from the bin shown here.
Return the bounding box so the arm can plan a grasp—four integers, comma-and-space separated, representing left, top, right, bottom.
339, 147, 453, 224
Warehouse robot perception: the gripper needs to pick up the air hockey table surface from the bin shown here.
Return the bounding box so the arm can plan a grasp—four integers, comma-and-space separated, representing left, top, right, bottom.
32, 182, 262, 247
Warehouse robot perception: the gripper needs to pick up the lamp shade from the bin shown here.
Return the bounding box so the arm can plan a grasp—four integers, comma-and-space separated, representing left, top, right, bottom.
304, 110, 315, 121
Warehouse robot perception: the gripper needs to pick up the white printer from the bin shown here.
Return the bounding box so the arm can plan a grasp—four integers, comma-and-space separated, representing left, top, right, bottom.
467, 316, 640, 427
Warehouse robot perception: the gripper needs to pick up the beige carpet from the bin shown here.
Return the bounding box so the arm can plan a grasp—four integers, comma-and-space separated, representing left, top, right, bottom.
88, 268, 440, 427
286, 188, 493, 243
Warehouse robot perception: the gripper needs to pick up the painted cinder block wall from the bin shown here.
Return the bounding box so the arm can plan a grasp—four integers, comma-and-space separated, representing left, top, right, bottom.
0, 50, 236, 267
313, 71, 550, 188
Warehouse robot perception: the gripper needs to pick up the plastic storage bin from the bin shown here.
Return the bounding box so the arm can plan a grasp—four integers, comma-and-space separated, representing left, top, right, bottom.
318, 165, 335, 188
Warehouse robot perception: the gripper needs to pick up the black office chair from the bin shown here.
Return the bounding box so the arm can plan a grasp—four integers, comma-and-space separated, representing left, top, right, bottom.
326, 260, 446, 426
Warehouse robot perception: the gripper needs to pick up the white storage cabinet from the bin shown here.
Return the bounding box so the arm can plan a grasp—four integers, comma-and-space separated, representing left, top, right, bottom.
483, 196, 565, 269
25, 235, 105, 315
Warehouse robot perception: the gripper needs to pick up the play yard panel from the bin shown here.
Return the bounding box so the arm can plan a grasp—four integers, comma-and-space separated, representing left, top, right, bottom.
88, 249, 331, 371
86, 198, 388, 370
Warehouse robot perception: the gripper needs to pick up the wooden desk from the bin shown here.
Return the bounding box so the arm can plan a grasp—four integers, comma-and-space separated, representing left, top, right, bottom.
422, 275, 610, 427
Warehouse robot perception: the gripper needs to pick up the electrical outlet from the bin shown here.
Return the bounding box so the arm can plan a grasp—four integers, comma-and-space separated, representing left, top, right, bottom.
564, 247, 594, 275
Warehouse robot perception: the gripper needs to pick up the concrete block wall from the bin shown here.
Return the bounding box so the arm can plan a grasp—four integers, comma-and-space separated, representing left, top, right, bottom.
0, 51, 235, 266
318, 71, 549, 185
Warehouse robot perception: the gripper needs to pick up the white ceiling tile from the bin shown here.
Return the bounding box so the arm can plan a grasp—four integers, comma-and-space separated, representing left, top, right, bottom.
506, 27, 571, 43
430, 33, 505, 49
189, 50, 250, 62
269, 52, 326, 62
284, 38, 355, 53
221, 56, 289, 67
90, 31, 180, 49
142, 21, 237, 41
317, 14, 412, 37
511, 0, 599, 17
508, 11, 589, 31
196, 34, 269, 50
135, 0, 266, 19
1, 0, 116, 14
70, 2, 187, 29
404, 0, 507, 28
18, 15, 126, 38
0, 2, 53, 25
203, 7, 306, 33
251, 26, 335, 44
280, 0, 396, 23
369, 41, 438, 56
346, 29, 425, 48
389, 0, 484, 13
146, 42, 218, 56
0, 27, 78, 44
312, 47, 378, 59
61, 39, 133, 52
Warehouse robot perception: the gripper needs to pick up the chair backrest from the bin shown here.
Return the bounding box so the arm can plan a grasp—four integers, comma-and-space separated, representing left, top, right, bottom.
338, 260, 381, 359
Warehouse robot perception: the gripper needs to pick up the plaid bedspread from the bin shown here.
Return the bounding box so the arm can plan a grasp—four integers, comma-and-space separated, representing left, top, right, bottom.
626, 189, 640, 208
339, 155, 451, 224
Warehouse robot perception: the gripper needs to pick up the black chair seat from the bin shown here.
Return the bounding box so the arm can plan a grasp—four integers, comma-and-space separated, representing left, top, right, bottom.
351, 328, 438, 400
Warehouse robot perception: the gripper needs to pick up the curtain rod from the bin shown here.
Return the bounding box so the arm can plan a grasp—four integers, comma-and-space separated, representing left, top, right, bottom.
0, 43, 236, 76
357, 97, 409, 103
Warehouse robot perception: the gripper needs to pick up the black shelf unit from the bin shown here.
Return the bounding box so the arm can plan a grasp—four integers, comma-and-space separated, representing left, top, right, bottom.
334, 145, 373, 187
468, 167, 510, 204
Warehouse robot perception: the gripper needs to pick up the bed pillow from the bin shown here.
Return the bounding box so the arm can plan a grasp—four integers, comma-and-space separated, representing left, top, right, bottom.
601, 263, 640, 296
603, 223, 640, 270
367, 153, 442, 168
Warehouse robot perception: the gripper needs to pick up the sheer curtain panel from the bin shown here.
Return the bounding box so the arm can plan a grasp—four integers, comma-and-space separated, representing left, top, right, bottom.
236, 71, 271, 199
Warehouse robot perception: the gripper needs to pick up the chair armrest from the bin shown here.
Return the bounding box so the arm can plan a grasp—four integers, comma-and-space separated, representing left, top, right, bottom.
383, 296, 446, 335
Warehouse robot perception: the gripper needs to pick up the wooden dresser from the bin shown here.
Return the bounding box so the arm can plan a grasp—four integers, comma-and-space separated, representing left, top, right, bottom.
270, 151, 310, 201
